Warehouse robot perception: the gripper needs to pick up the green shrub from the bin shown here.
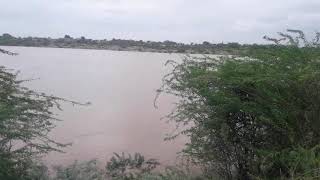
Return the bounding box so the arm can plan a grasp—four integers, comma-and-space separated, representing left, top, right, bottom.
106, 152, 160, 180
156, 30, 320, 179
0, 48, 87, 180
53, 159, 105, 180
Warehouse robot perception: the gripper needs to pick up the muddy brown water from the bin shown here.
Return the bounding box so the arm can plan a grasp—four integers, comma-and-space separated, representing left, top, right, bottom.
0, 46, 187, 166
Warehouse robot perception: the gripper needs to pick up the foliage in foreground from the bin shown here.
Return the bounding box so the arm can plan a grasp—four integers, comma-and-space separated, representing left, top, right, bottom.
53, 159, 105, 180
156, 30, 320, 179
42, 152, 161, 180
0, 65, 65, 179
106, 152, 160, 179
0, 49, 87, 179
50, 154, 209, 180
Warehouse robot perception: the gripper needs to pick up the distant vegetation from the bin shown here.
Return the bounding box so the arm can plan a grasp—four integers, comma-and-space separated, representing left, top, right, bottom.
1, 33, 270, 55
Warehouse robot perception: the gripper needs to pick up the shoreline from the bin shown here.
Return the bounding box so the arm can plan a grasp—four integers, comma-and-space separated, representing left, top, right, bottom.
0, 44, 220, 55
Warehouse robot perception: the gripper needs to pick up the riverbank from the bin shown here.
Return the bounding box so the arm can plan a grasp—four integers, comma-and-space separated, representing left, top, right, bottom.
0, 33, 256, 55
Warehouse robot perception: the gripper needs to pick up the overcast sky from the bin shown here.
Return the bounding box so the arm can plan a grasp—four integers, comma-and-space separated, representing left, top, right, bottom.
0, 0, 319, 43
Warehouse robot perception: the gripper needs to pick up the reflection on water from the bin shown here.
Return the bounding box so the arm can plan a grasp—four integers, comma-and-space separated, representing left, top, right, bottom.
0, 46, 186, 166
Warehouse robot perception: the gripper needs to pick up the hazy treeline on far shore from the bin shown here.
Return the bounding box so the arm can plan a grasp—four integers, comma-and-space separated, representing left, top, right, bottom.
0, 33, 270, 55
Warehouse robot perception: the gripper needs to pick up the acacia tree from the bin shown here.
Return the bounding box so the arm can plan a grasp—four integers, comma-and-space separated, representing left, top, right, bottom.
156, 30, 320, 179
0, 49, 87, 179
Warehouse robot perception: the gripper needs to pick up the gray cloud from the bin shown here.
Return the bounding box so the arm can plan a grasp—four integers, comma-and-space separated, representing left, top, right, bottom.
0, 0, 319, 43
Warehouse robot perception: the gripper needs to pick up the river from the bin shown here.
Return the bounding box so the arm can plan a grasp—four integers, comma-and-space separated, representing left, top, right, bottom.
0, 46, 187, 167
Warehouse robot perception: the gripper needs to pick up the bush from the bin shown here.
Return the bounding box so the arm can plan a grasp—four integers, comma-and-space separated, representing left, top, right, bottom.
53, 160, 105, 180
156, 30, 320, 179
106, 152, 160, 180
0, 49, 87, 179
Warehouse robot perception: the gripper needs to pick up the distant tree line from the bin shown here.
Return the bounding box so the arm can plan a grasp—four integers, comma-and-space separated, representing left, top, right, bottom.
0, 33, 272, 55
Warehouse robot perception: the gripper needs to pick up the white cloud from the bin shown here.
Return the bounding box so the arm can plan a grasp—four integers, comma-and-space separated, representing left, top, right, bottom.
0, 0, 319, 43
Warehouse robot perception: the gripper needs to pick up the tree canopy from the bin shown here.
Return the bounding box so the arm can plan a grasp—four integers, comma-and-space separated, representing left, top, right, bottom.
157, 30, 320, 179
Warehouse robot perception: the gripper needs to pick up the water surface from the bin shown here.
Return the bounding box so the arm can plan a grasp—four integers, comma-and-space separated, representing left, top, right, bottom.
0, 46, 186, 166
